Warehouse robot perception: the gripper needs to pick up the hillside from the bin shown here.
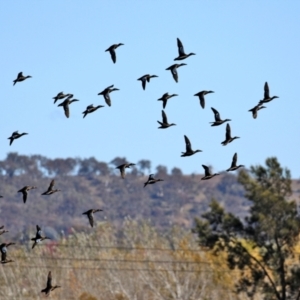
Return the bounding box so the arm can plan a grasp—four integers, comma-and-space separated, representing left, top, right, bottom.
0, 153, 299, 242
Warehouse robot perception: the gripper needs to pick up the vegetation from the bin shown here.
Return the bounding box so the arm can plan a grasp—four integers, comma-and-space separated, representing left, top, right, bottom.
193, 157, 300, 300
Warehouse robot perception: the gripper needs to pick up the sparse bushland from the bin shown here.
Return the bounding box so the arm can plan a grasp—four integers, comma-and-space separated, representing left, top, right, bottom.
2, 220, 246, 300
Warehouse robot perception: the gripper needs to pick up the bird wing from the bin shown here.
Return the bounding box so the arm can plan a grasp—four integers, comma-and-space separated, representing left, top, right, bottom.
48, 180, 55, 192
87, 212, 94, 227
109, 49, 116, 63
47, 272, 52, 289
177, 38, 185, 56
1, 250, 6, 261
171, 67, 178, 82
202, 165, 210, 177
17, 72, 23, 78
184, 135, 192, 152
23, 190, 28, 203
142, 79, 146, 90
211, 107, 221, 122
225, 123, 231, 140
63, 103, 70, 118
264, 82, 270, 99
104, 93, 111, 106
231, 153, 237, 168
199, 93, 205, 109
162, 110, 168, 124
36, 225, 42, 235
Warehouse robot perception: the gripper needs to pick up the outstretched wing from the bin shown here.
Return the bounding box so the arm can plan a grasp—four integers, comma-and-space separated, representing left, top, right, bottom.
231, 153, 237, 168
87, 212, 94, 228
225, 123, 231, 140
47, 271, 52, 289
264, 82, 270, 99
202, 165, 210, 177
211, 107, 221, 122
177, 38, 185, 56
109, 49, 116, 63
162, 110, 168, 124
184, 135, 192, 152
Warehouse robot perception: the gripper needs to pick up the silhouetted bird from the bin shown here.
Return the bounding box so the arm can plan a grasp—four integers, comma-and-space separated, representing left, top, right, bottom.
18, 186, 37, 203
226, 153, 244, 172
98, 85, 119, 107
82, 209, 103, 228
41, 271, 61, 296
13, 72, 32, 85
53, 92, 72, 104
144, 174, 164, 187
194, 91, 214, 109
0, 242, 15, 264
166, 64, 186, 83
210, 107, 231, 126
201, 165, 219, 180
8, 131, 28, 146
31, 225, 50, 249
137, 74, 158, 90
157, 93, 178, 109
116, 163, 135, 179
174, 38, 195, 60
105, 43, 124, 63
248, 104, 266, 119
157, 110, 176, 129
181, 135, 202, 157
41, 180, 61, 195
259, 82, 279, 105
58, 95, 79, 118
221, 123, 240, 146
82, 104, 104, 118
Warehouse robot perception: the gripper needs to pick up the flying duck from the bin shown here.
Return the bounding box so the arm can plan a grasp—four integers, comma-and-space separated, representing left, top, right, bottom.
41, 180, 61, 195
18, 186, 37, 203
137, 74, 158, 90
144, 174, 164, 187
210, 107, 231, 126
116, 163, 135, 179
174, 38, 195, 61
82, 209, 103, 228
248, 104, 266, 119
221, 123, 240, 146
157, 93, 178, 109
98, 85, 119, 106
258, 82, 279, 105
58, 95, 79, 118
8, 131, 28, 146
201, 165, 219, 180
157, 110, 176, 129
0, 242, 15, 264
226, 153, 244, 172
105, 43, 124, 63
82, 104, 104, 118
166, 64, 186, 83
53, 92, 72, 104
13, 72, 32, 85
41, 271, 61, 296
31, 225, 50, 249
194, 91, 214, 109
181, 135, 202, 157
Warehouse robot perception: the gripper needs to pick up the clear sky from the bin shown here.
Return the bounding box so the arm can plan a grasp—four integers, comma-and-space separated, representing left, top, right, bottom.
1, 1, 300, 178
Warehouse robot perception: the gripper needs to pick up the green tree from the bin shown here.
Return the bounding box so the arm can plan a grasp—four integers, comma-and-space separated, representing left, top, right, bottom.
193, 157, 300, 300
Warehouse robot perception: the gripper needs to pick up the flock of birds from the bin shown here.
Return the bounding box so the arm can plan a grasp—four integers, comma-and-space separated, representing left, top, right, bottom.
1, 38, 279, 296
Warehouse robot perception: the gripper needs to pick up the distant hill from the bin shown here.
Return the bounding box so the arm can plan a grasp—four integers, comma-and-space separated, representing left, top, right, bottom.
0, 152, 299, 241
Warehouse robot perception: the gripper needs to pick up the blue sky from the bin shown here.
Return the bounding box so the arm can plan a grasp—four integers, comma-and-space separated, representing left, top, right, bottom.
1, 1, 300, 178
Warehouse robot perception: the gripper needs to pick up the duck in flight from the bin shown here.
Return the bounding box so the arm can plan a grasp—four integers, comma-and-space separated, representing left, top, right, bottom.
194, 91, 214, 109
58, 95, 79, 118
82, 209, 103, 228
157, 110, 176, 129
137, 74, 158, 90
82, 104, 104, 118
144, 174, 164, 187
41, 271, 61, 296
41, 179, 61, 195
31, 225, 51, 249
174, 38, 195, 60
221, 123, 240, 146
18, 186, 37, 203
258, 82, 279, 105
166, 64, 186, 83
13, 72, 32, 85
98, 85, 119, 107
181, 135, 202, 157
201, 165, 219, 180
105, 43, 124, 63
0, 242, 15, 264
8, 131, 28, 146
210, 107, 231, 126
226, 153, 244, 172
248, 104, 266, 119
157, 93, 178, 109
53, 92, 72, 104
116, 163, 135, 179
